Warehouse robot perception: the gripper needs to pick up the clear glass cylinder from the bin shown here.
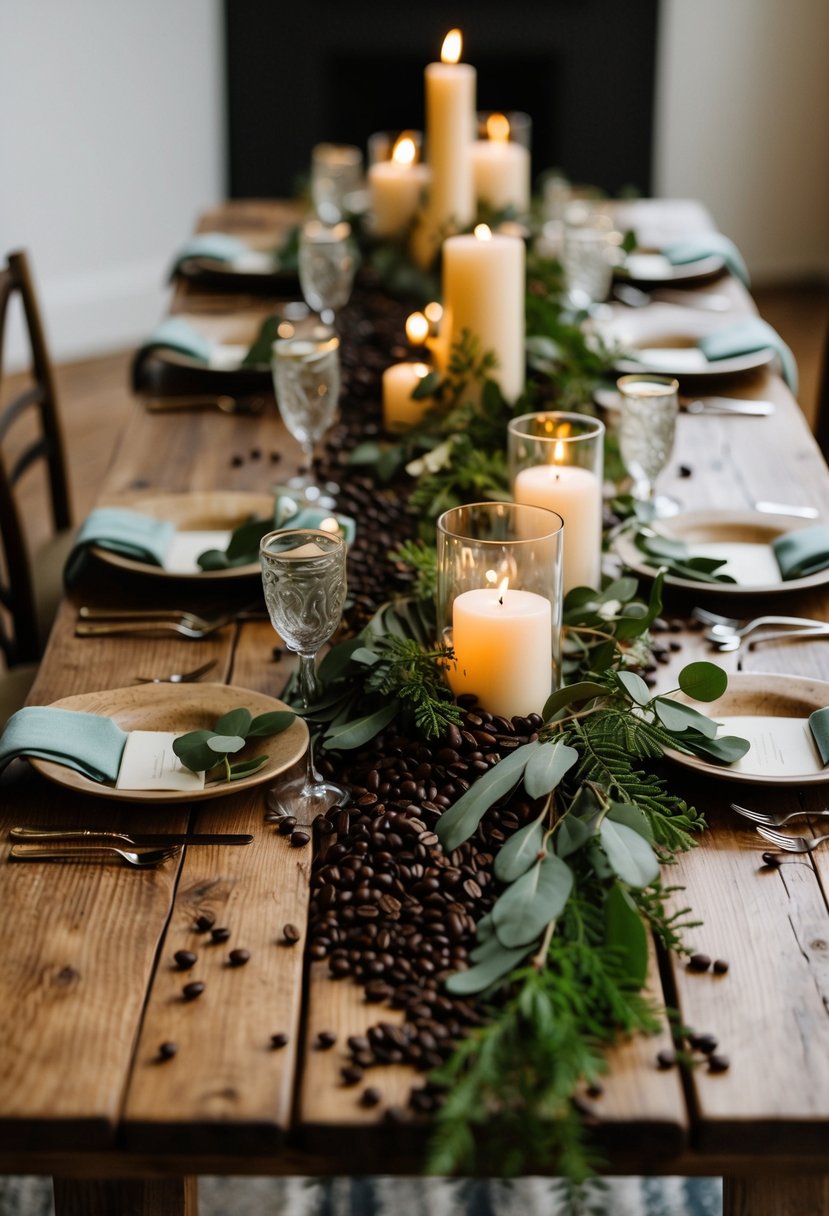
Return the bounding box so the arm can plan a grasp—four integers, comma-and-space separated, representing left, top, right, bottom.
616, 374, 679, 514
435, 502, 563, 721
508, 411, 605, 595
310, 143, 364, 224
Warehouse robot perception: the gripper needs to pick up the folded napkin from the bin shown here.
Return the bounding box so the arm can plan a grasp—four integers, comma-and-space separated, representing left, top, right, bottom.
135, 317, 215, 366
0, 707, 127, 782
810, 707, 829, 766
196, 494, 356, 571
168, 233, 251, 278
64, 507, 175, 586
662, 233, 750, 287
772, 524, 829, 580
698, 318, 798, 394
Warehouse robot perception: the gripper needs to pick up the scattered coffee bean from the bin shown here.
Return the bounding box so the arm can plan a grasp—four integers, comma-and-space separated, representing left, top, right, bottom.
182, 981, 205, 1001
283, 923, 301, 944
713, 958, 729, 975
359, 1086, 382, 1107
761, 852, 782, 868
277, 817, 298, 836
158, 1041, 178, 1061
211, 927, 231, 944
656, 1048, 676, 1070
678, 464, 692, 478
316, 1030, 337, 1050
290, 831, 311, 848
688, 953, 711, 972
689, 1032, 718, 1055
194, 912, 215, 932
270, 1033, 289, 1050
707, 1053, 730, 1073
341, 1065, 363, 1086
228, 949, 250, 967
173, 950, 197, 971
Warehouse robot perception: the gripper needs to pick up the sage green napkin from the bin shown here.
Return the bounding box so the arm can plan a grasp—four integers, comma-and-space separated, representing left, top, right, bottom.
168, 233, 251, 278
64, 507, 175, 586
197, 495, 356, 571
0, 707, 127, 781
772, 525, 829, 580
662, 233, 750, 286
135, 317, 215, 365
809, 707, 829, 766
698, 318, 798, 394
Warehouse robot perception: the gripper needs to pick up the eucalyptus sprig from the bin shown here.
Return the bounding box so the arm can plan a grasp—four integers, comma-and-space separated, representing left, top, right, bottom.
172, 707, 295, 782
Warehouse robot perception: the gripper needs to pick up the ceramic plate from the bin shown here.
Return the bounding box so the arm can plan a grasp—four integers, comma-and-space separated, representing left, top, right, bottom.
614, 509, 829, 597
29, 683, 307, 803
615, 252, 725, 285
664, 673, 829, 785
176, 253, 300, 296
614, 343, 774, 380
92, 490, 274, 581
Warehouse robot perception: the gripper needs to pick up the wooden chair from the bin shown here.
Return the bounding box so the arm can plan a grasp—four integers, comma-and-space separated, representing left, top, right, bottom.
816, 324, 829, 462
0, 249, 73, 668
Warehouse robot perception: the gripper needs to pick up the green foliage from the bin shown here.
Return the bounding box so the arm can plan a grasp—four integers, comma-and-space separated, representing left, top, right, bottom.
172, 707, 295, 781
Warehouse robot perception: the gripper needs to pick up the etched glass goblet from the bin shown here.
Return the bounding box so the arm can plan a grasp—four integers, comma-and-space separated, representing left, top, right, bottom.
297, 220, 357, 328
616, 373, 680, 517
260, 528, 349, 821
271, 330, 340, 506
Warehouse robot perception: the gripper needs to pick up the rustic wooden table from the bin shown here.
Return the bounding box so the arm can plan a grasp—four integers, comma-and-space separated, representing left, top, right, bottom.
2, 199, 828, 1216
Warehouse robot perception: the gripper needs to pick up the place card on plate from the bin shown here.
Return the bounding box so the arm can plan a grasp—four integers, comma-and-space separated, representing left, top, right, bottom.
115, 731, 205, 791
163, 530, 232, 574
713, 716, 822, 779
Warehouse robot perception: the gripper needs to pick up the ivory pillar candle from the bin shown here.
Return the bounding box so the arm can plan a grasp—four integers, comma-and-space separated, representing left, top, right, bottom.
449, 586, 552, 719
382, 361, 432, 432
513, 462, 603, 593
470, 113, 531, 214
442, 227, 525, 401
368, 134, 430, 239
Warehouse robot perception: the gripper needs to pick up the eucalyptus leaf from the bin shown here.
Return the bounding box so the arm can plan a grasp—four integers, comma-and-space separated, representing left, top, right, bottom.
677, 661, 728, 702
523, 740, 578, 800
606, 801, 655, 844
247, 710, 295, 738
206, 734, 246, 755
350, 646, 382, 666
654, 698, 718, 739
227, 755, 268, 779
600, 577, 639, 603
493, 814, 546, 883
321, 701, 399, 750
436, 741, 539, 852
317, 635, 364, 682
492, 850, 574, 948
214, 708, 253, 737
446, 936, 533, 996
617, 670, 652, 707
605, 881, 649, 989
542, 681, 606, 722
673, 730, 751, 765
599, 819, 660, 888
554, 812, 593, 859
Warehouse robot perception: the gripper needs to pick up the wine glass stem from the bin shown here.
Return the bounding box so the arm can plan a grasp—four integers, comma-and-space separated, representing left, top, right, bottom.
298, 652, 321, 786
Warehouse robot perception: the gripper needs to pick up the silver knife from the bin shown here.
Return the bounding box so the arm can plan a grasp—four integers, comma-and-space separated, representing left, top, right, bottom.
10, 827, 253, 846
684, 397, 775, 416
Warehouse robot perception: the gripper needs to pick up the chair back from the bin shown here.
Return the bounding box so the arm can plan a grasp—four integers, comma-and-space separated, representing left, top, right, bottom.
0, 250, 71, 664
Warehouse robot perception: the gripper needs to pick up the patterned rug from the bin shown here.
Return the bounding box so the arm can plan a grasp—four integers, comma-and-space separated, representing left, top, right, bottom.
0, 1176, 723, 1215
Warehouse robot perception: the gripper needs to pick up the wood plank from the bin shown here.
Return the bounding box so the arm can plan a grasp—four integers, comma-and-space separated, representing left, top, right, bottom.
53, 1176, 197, 1216
722, 1174, 829, 1216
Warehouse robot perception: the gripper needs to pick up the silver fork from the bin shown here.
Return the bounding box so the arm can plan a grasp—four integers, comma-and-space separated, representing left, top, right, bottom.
133, 660, 218, 684
9, 844, 182, 868
76, 616, 238, 640
731, 802, 829, 828
697, 611, 828, 639
754, 826, 829, 855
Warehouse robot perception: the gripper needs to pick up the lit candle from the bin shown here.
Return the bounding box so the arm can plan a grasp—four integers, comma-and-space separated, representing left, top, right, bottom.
414, 29, 476, 266
470, 113, 531, 214
368, 132, 430, 239
449, 579, 552, 718
382, 361, 433, 432
513, 440, 603, 593
441, 225, 525, 401
405, 311, 430, 347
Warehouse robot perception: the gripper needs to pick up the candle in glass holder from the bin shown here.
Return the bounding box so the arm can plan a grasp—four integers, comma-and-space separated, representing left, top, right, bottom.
368, 133, 430, 239
382, 361, 433, 432
449, 580, 552, 719
470, 113, 531, 214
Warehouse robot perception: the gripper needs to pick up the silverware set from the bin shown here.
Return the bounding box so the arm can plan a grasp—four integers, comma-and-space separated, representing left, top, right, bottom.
7, 826, 254, 868
692, 607, 829, 652
731, 802, 829, 857
75, 603, 265, 640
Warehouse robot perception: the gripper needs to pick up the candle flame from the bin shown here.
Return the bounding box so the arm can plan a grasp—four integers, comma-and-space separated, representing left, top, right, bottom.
392, 132, 417, 166
553, 439, 566, 465
406, 311, 429, 345
424, 300, 443, 326
441, 28, 462, 64
497, 576, 509, 605
277, 320, 296, 338
486, 112, 511, 143
474, 223, 493, 241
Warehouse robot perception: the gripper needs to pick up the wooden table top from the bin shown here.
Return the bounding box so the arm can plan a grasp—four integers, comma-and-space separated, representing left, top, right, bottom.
3, 199, 829, 1210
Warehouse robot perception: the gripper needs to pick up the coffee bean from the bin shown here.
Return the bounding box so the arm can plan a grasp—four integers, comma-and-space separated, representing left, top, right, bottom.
270, 1032, 289, 1049
707, 1054, 730, 1073
761, 852, 782, 867
713, 958, 729, 975
283, 923, 301, 944
688, 953, 711, 972
228, 949, 250, 967
689, 1032, 718, 1055
277, 817, 298, 836
341, 1065, 364, 1086
194, 912, 215, 932
182, 981, 205, 1001
173, 950, 197, 971
158, 1041, 178, 1061
211, 927, 231, 944
656, 1048, 676, 1069
290, 831, 311, 848
316, 1030, 337, 1049
359, 1086, 382, 1107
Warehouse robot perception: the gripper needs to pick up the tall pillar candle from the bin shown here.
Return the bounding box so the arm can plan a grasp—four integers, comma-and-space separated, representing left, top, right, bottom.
442, 226, 525, 401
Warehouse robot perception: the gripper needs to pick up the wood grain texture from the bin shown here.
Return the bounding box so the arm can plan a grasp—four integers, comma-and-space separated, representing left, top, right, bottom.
53, 1176, 197, 1216
722, 1174, 829, 1216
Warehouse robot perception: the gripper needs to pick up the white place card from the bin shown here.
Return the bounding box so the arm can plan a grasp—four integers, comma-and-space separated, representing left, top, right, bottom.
163, 530, 232, 574
685, 541, 781, 586
208, 343, 248, 371
634, 347, 709, 372
623, 254, 674, 280
115, 731, 205, 791
232, 251, 277, 273
714, 716, 823, 778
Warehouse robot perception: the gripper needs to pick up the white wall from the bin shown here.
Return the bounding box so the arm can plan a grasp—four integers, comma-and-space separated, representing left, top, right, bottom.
654, 0, 829, 284
0, 0, 225, 368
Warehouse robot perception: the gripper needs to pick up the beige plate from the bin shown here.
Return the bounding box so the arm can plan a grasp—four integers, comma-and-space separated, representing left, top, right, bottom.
614, 340, 774, 379
664, 673, 829, 785
615, 252, 725, 285
92, 490, 274, 581
29, 683, 308, 803
614, 509, 828, 597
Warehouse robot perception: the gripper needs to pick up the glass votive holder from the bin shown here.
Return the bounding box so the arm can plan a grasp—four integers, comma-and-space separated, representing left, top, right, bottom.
310, 143, 364, 224
561, 212, 622, 310
477, 110, 532, 151
435, 502, 563, 721
508, 412, 605, 595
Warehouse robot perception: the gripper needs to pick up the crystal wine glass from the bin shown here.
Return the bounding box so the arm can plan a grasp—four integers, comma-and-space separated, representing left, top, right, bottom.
271, 330, 341, 505
260, 527, 349, 822
616, 374, 681, 517
297, 219, 357, 328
